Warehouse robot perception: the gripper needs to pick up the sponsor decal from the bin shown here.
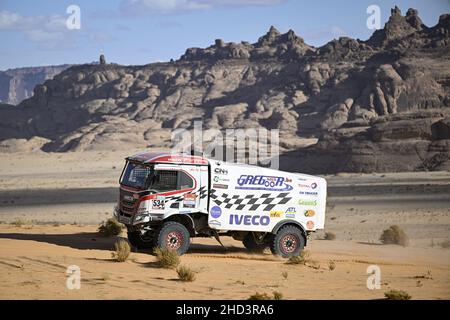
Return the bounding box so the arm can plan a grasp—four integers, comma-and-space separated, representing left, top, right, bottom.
236, 175, 293, 192
229, 214, 270, 226
152, 197, 165, 210
212, 183, 228, 189
124, 195, 134, 201
214, 176, 230, 183
298, 182, 318, 190
304, 209, 315, 217
285, 207, 297, 218
306, 220, 314, 229
298, 199, 317, 206
299, 191, 318, 196
214, 168, 228, 175
270, 210, 283, 218
182, 194, 197, 208
209, 220, 221, 227
210, 206, 222, 219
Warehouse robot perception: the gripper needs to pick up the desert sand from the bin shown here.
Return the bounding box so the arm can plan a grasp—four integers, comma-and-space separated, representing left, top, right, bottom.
0, 150, 449, 299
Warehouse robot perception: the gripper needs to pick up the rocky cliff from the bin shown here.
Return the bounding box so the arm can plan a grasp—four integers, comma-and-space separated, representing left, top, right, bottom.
0, 65, 70, 105
0, 6, 449, 173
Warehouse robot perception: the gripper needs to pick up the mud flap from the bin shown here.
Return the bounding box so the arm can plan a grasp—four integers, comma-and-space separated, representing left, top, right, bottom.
212, 230, 225, 248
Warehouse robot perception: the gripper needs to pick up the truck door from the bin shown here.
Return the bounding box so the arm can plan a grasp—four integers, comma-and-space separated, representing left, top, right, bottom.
153, 164, 202, 215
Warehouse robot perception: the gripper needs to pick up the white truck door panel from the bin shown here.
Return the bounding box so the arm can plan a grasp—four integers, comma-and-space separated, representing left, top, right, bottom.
208, 161, 326, 233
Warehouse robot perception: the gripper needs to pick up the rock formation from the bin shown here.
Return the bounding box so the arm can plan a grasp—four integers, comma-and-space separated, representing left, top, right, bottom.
0, 7, 449, 173
0, 65, 70, 105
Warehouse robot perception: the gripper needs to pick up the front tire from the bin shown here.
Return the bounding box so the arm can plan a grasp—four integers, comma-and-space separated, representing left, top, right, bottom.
127, 230, 155, 249
155, 221, 190, 255
271, 225, 305, 258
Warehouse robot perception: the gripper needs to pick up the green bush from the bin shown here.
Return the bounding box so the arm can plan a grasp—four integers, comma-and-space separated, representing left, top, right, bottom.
98, 218, 124, 237
154, 248, 180, 269
380, 225, 409, 246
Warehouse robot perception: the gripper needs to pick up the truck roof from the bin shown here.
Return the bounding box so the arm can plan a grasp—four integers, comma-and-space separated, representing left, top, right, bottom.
127, 152, 209, 165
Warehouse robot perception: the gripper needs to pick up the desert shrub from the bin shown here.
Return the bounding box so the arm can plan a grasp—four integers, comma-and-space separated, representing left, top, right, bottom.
379, 225, 409, 246
248, 292, 271, 300
154, 248, 180, 269
324, 232, 336, 240
328, 261, 336, 271
11, 219, 26, 227
440, 240, 450, 248
273, 291, 283, 300
248, 292, 283, 300
98, 218, 124, 237
112, 239, 130, 262
177, 265, 196, 282
286, 250, 311, 265
384, 289, 411, 300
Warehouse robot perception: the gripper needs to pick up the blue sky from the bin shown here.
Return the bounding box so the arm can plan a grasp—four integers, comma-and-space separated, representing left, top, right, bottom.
0, 0, 449, 70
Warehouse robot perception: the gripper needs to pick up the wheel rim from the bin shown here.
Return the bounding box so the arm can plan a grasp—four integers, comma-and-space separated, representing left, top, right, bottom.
280, 234, 299, 254
166, 231, 183, 250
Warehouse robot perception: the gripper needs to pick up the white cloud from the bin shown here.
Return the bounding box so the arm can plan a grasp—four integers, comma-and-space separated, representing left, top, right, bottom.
120, 0, 283, 15
0, 10, 115, 49
0, 10, 68, 45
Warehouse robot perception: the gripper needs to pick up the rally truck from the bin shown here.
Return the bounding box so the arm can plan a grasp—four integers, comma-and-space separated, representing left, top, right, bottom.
114, 152, 327, 257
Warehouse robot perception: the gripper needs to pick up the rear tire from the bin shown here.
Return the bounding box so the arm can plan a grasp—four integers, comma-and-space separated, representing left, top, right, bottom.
155, 221, 190, 256
127, 230, 155, 249
242, 233, 267, 253
271, 225, 305, 258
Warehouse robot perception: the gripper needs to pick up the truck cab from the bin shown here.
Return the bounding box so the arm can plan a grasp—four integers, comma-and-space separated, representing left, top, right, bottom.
114, 151, 327, 257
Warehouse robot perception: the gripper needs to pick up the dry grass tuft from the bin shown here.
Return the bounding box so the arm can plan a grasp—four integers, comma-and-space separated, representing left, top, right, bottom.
384, 289, 411, 300
112, 239, 130, 262
324, 232, 336, 240
176, 265, 196, 282
248, 291, 284, 300
154, 248, 180, 269
380, 225, 409, 246
98, 218, 124, 237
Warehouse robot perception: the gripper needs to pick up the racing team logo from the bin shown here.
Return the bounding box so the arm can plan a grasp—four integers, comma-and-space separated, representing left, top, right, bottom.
236, 175, 293, 192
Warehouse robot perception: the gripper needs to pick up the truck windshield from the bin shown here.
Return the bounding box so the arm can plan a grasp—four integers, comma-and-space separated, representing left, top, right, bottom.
120, 162, 155, 190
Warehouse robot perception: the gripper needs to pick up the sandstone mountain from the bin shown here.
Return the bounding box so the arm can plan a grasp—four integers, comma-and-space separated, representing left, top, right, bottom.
0, 65, 70, 105
0, 6, 449, 173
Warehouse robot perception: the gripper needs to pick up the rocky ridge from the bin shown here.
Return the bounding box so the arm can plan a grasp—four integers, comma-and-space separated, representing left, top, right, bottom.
0, 6, 449, 173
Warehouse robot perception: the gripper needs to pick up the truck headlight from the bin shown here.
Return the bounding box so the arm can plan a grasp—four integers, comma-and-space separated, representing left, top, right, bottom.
133, 213, 150, 224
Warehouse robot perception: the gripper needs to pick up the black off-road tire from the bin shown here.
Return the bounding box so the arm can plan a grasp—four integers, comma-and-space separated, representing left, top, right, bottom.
271, 225, 305, 258
242, 233, 267, 253
154, 221, 190, 255
127, 230, 155, 249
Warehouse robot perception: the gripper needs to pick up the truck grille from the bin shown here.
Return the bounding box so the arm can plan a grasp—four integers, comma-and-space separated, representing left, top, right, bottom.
119, 189, 138, 215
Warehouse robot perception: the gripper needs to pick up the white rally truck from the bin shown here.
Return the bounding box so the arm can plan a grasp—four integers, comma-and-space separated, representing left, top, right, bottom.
114, 152, 327, 257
